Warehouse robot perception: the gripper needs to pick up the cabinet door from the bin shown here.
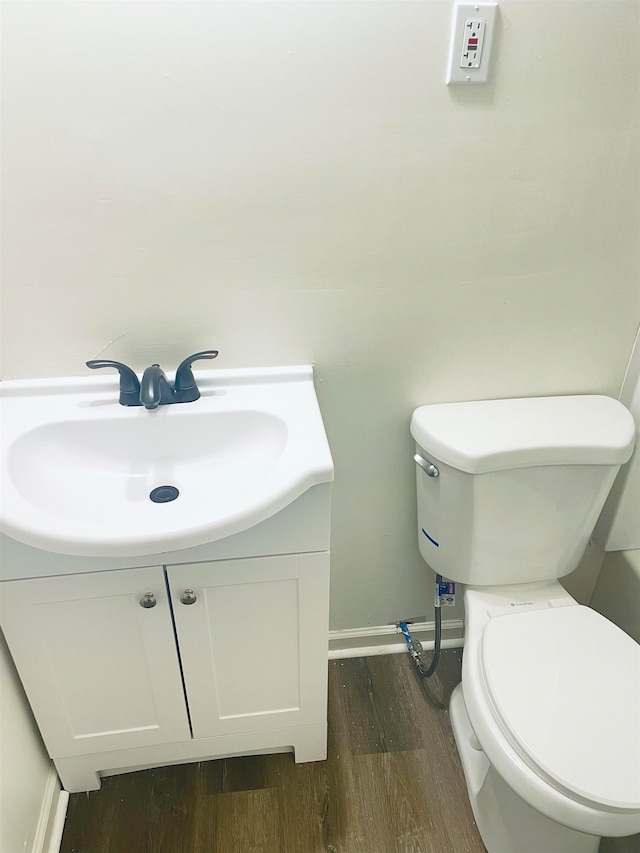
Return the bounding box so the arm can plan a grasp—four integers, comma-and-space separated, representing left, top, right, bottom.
0, 566, 191, 758
168, 552, 329, 739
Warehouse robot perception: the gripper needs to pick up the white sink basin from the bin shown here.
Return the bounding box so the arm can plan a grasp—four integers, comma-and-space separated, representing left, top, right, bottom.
0, 366, 334, 556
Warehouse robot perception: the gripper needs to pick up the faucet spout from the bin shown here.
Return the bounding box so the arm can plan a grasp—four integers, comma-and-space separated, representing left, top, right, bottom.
140, 364, 173, 410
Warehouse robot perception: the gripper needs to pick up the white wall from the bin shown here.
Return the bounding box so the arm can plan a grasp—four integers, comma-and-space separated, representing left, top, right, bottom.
594, 326, 640, 551
1, 0, 639, 633
589, 326, 640, 641
591, 549, 640, 643
0, 634, 52, 853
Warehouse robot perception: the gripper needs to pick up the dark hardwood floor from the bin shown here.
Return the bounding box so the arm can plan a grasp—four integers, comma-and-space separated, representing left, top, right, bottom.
60, 651, 640, 853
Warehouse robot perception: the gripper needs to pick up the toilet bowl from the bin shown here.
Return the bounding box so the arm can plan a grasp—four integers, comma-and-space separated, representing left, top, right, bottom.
410, 394, 640, 853
450, 582, 640, 853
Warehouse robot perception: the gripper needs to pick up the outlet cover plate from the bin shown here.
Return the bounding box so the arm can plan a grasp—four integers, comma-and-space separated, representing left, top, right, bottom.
447, 1, 498, 85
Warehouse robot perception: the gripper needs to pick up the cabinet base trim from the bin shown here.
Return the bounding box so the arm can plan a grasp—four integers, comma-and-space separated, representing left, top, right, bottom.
54, 722, 327, 793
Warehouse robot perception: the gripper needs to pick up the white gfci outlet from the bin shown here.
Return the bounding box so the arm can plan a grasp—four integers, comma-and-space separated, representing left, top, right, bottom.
447, 1, 497, 85
460, 19, 486, 69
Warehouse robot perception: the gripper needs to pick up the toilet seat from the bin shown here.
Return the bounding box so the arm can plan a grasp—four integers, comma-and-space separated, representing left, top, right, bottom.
480, 605, 640, 813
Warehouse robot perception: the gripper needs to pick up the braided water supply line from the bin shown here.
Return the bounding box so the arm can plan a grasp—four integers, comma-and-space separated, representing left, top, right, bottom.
398, 573, 443, 678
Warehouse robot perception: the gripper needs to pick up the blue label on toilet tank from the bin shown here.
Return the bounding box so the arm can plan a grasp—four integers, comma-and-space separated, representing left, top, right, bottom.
421, 527, 440, 547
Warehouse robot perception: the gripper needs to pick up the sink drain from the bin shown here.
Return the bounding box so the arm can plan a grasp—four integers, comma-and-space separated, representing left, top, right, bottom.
149, 485, 180, 503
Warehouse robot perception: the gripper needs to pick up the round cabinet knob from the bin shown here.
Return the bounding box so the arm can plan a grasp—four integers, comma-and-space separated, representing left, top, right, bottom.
140, 592, 157, 609
180, 589, 197, 605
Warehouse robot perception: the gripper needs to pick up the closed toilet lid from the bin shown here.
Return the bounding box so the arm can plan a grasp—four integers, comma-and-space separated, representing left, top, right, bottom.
480, 605, 640, 811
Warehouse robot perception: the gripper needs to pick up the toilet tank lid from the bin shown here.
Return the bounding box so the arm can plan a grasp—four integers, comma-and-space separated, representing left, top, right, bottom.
410, 395, 636, 474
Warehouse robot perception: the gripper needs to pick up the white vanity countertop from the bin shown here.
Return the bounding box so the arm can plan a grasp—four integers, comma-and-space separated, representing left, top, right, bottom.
0, 365, 334, 559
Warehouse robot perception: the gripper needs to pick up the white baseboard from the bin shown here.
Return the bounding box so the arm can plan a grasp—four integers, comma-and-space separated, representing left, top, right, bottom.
32, 765, 69, 853
328, 617, 464, 659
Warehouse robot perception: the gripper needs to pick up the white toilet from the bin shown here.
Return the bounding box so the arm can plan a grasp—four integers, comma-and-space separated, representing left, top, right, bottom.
410, 395, 640, 853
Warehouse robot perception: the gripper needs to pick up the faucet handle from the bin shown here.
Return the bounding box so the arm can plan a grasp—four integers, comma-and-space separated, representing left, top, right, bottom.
174, 350, 219, 402
86, 359, 141, 407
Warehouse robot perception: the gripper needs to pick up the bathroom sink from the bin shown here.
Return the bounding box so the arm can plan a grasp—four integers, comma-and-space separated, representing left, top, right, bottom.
0, 366, 334, 556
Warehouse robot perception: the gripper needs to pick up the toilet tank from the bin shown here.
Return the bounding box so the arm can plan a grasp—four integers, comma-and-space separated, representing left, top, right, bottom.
410, 396, 636, 586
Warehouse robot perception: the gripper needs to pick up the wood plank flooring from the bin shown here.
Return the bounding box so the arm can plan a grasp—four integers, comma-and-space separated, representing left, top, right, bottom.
60, 651, 640, 853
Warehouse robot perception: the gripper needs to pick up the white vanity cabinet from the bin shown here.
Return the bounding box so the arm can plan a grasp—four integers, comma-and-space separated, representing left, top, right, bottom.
0, 366, 334, 792
0, 548, 330, 792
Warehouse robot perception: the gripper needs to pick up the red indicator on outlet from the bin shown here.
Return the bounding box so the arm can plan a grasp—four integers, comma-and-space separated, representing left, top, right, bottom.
469, 38, 478, 44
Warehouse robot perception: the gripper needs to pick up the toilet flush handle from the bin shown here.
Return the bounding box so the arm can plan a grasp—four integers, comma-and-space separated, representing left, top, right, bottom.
414, 453, 439, 478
